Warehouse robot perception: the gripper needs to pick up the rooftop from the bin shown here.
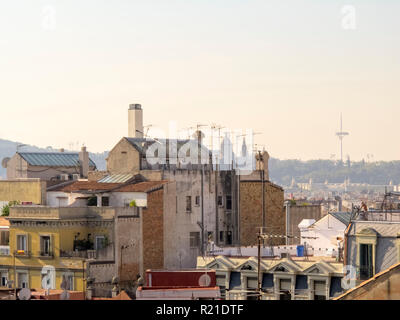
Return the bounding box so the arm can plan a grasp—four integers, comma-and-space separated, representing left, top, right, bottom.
48, 180, 168, 194
18, 152, 96, 168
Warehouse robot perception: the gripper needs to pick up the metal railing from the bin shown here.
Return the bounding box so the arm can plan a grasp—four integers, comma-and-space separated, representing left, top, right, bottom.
0, 245, 10, 256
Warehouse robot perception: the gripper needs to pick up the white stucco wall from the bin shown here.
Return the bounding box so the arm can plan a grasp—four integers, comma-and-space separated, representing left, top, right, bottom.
300, 214, 346, 254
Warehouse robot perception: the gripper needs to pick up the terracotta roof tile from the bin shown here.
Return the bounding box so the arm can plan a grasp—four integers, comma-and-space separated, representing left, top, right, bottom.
50, 180, 168, 194
115, 181, 168, 193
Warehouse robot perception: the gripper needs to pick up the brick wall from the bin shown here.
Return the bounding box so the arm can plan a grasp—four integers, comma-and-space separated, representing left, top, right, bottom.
239, 181, 284, 246
142, 188, 164, 273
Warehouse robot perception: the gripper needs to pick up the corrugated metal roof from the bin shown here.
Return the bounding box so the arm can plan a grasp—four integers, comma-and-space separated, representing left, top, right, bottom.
330, 211, 352, 226
98, 174, 134, 183
19, 152, 96, 168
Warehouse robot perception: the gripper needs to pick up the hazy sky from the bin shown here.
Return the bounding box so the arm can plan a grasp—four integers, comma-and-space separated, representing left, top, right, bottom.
0, 0, 399, 161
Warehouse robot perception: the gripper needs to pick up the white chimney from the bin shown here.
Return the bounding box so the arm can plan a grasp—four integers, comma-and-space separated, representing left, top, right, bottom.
128, 104, 143, 138
79, 146, 89, 178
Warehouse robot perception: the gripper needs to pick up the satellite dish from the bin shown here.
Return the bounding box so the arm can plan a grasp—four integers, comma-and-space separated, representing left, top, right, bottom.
1, 157, 10, 169
18, 288, 31, 300
198, 273, 211, 287
60, 290, 70, 300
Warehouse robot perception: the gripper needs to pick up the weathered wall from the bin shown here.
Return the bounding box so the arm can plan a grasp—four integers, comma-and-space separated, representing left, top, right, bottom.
338, 266, 400, 300
286, 205, 322, 245
0, 180, 47, 204
239, 181, 285, 246
106, 138, 141, 174
114, 209, 142, 282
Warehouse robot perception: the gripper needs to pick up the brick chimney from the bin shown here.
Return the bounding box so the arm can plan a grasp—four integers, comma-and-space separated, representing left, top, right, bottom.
79, 146, 89, 178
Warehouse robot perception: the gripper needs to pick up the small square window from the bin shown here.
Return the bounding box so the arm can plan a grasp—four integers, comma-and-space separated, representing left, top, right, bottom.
190, 232, 200, 248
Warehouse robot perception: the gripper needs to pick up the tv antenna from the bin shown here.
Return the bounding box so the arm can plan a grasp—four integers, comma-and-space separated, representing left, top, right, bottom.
335, 113, 349, 163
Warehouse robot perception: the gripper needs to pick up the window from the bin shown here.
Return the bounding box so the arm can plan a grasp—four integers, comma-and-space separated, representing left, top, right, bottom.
95, 236, 106, 250
101, 197, 110, 207
0, 230, 9, 246
186, 196, 192, 213
218, 196, 223, 207
195, 196, 200, 206
62, 274, 74, 290
226, 231, 232, 245
313, 280, 326, 300
18, 272, 28, 289
359, 244, 373, 280
226, 195, 232, 210
0, 271, 8, 287
16, 235, 27, 252
189, 232, 200, 248
40, 236, 51, 256
219, 231, 224, 243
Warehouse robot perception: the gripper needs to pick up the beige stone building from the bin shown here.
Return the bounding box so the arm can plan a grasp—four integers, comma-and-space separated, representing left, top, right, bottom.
5, 147, 96, 182
96, 104, 284, 269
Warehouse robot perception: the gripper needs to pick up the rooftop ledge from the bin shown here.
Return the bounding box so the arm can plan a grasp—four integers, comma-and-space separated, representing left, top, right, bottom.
8, 206, 138, 220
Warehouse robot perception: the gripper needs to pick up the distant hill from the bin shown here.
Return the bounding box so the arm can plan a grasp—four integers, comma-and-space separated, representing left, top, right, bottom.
269, 158, 400, 187
0, 139, 107, 179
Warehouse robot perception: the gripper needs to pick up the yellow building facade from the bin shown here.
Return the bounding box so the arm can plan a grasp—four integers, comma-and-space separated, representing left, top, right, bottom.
0, 207, 114, 292
0, 179, 47, 204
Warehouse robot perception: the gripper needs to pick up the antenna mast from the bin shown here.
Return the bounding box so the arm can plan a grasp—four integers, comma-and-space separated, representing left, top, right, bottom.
335, 113, 349, 163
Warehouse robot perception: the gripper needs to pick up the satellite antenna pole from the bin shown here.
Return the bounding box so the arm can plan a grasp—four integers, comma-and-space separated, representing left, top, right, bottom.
336, 113, 349, 163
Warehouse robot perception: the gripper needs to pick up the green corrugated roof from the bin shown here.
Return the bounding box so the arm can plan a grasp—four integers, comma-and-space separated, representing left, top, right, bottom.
330, 211, 352, 226
18, 152, 96, 168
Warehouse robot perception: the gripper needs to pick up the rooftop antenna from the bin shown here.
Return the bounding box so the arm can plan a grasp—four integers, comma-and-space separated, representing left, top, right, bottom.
335, 113, 349, 163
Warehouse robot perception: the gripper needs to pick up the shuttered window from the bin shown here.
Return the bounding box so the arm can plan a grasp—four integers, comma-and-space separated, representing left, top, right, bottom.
280, 279, 291, 291
314, 280, 326, 296
247, 277, 258, 289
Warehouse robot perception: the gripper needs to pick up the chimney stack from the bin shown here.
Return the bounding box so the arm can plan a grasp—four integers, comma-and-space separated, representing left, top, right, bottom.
79, 146, 89, 178
128, 104, 143, 138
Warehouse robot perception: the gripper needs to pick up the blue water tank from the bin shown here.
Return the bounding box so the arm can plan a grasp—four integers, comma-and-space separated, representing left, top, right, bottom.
297, 245, 304, 257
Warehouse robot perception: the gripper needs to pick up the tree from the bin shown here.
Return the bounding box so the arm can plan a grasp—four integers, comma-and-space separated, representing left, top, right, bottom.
1, 200, 20, 216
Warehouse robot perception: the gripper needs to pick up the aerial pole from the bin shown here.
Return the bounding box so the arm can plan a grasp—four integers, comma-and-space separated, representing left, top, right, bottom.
336, 113, 349, 163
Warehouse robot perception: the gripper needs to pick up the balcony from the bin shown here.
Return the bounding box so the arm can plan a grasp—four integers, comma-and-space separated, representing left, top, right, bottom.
60, 244, 114, 261
38, 251, 55, 259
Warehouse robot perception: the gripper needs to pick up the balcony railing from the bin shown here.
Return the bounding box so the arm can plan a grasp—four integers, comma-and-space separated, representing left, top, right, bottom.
39, 251, 54, 258
0, 245, 10, 256
60, 250, 95, 258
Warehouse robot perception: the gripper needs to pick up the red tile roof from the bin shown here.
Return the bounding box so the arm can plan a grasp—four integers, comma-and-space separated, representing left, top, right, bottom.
50, 181, 121, 192
115, 181, 168, 193
92, 290, 132, 300
49, 180, 168, 193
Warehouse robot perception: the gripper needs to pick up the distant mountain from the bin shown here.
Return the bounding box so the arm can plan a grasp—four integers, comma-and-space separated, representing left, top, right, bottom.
0, 139, 107, 179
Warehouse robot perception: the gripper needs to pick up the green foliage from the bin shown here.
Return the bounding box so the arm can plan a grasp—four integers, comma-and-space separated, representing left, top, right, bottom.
1, 200, 20, 216
87, 196, 97, 206
129, 200, 137, 207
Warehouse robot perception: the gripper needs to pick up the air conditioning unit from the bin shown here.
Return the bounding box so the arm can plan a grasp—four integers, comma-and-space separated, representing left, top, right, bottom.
72, 174, 80, 180
60, 174, 69, 181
